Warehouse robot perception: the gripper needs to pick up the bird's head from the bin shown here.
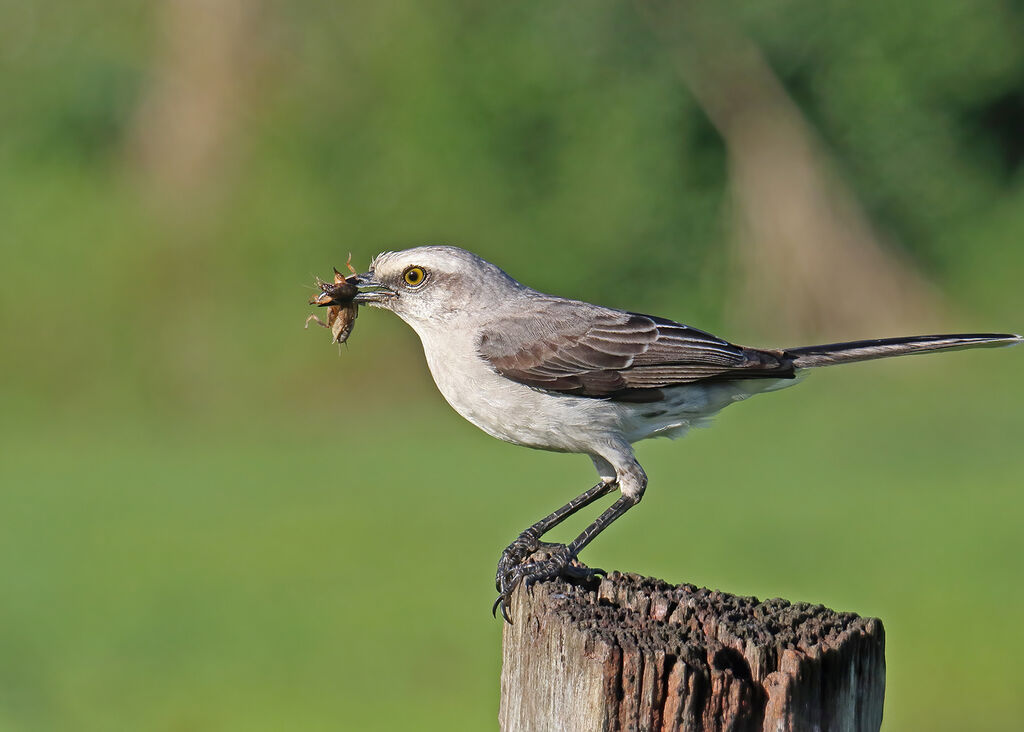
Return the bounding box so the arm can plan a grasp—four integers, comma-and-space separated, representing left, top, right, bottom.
352, 245, 524, 329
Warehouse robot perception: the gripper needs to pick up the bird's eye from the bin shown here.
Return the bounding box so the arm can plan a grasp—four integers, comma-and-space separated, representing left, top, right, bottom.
403, 266, 426, 287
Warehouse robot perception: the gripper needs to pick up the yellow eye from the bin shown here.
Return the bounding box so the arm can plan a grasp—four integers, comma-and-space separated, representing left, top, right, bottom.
403, 266, 426, 287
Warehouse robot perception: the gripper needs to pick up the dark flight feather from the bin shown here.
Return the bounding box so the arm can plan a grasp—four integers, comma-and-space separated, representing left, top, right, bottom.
786, 333, 1021, 367
476, 302, 794, 401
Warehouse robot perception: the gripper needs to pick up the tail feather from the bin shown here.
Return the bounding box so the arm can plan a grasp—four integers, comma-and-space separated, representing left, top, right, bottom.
786, 333, 1022, 368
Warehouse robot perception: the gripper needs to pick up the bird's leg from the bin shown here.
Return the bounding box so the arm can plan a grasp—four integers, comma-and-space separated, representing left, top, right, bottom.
493, 480, 619, 622
494, 479, 616, 595
565, 493, 641, 558
494, 457, 646, 622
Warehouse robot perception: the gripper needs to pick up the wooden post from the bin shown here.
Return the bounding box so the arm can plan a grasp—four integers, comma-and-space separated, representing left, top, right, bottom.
500, 571, 885, 731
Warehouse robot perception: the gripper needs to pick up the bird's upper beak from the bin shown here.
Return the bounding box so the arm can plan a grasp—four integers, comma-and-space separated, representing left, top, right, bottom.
351, 272, 398, 305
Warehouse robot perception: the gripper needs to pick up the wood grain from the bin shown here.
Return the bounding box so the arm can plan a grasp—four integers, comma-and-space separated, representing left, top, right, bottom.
500, 571, 884, 731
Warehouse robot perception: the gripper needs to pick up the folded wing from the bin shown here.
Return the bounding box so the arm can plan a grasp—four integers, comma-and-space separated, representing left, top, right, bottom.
476, 300, 794, 402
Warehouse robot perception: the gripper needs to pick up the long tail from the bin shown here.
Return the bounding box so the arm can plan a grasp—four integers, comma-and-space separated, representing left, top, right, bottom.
786, 333, 1022, 368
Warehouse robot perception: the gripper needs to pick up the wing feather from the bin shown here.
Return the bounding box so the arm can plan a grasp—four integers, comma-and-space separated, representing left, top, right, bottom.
477, 301, 795, 400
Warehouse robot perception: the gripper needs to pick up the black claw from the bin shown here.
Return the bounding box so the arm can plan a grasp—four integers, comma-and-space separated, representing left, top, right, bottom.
492, 590, 515, 623
564, 563, 605, 581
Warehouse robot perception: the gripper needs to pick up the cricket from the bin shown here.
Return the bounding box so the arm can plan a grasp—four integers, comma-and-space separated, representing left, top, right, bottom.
305, 254, 360, 345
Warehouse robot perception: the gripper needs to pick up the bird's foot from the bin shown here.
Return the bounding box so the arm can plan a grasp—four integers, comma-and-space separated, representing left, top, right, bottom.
492, 542, 605, 623
495, 530, 548, 591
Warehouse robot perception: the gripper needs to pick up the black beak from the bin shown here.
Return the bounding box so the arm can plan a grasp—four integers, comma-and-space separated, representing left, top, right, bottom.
352, 272, 398, 304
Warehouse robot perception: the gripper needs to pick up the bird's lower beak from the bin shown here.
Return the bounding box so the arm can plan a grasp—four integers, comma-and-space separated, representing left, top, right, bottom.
352, 273, 398, 304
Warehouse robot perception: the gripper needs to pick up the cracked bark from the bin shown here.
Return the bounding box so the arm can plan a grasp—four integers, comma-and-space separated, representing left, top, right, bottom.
499, 571, 884, 731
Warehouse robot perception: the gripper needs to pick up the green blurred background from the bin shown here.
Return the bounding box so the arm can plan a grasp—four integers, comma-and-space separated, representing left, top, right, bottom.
2, 1, 1023, 729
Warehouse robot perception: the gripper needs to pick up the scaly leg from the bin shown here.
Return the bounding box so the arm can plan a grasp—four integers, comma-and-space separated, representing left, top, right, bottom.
494, 479, 616, 593
493, 454, 647, 622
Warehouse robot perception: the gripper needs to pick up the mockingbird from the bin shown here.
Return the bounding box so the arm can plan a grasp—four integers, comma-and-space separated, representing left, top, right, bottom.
344, 245, 1020, 621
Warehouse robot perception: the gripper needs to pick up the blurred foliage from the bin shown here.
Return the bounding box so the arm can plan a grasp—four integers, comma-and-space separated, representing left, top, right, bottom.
1, 1, 1023, 730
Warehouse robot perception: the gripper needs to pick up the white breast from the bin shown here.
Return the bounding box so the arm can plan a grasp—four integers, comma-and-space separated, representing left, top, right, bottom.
412, 324, 621, 454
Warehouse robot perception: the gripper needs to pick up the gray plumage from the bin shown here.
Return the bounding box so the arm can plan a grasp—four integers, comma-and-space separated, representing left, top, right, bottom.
347, 245, 1020, 619
478, 306, 794, 402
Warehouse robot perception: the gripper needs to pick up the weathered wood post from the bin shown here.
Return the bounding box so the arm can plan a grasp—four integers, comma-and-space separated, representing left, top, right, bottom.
500, 570, 885, 731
